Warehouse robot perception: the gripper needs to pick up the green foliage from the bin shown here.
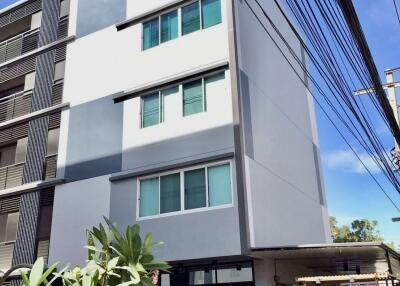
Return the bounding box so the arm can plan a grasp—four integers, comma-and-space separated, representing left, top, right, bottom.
60, 217, 170, 286
20, 258, 59, 286
20, 218, 169, 286
329, 216, 384, 243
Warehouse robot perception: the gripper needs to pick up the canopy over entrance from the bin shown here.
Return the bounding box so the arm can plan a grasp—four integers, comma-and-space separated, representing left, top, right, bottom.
297, 272, 394, 284
249, 242, 400, 285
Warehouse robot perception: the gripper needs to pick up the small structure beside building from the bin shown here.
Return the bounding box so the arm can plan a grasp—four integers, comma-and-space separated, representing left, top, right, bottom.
251, 242, 400, 286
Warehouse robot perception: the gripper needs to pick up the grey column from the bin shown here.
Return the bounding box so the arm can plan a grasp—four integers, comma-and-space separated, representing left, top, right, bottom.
12, 0, 60, 266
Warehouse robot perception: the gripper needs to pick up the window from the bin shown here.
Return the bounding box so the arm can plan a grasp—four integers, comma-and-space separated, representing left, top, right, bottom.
138, 162, 232, 218
47, 128, 60, 156
141, 92, 162, 128
216, 265, 253, 283
60, 0, 70, 18
208, 164, 232, 206
139, 177, 159, 217
54, 61, 66, 82
184, 168, 206, 210
160, 173, 181, 213
182, 2, 201, 35
160, 262, 253, 286
143, 18, 160, 50
183, 79, 204, 116
140, 173, 181, 217
0, 212, 19, 243
142, 0, 222, 50
136, 72, 224, 127
201, 0, 222, 28
161, 11, 178, 43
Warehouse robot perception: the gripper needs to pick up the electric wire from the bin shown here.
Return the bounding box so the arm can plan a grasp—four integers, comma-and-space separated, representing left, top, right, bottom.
241, 0, 400, 212
393, 0, 400, 27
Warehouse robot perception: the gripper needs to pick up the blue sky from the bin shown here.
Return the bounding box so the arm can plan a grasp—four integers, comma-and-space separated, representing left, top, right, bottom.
0, 0, 17, 10
0, 0, 399, 244
318, 0, 400, 246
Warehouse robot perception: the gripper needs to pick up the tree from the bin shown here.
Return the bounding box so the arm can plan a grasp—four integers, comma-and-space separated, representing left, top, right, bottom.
329, 216, 383, 243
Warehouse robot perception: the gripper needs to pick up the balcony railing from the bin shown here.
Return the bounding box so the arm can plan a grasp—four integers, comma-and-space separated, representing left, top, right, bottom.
0, 241, 14, 270
0, 162, 24, 190
0, 80, 64, 125
0, 28, 39, 64
0, 89, 33, 123
44, 154, 57, 180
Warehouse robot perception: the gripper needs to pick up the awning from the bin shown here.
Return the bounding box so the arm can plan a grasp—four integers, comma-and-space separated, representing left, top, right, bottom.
296, 272, 394, 284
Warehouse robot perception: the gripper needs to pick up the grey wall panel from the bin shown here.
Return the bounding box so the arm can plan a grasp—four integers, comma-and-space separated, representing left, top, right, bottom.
49, 176, 111, 267
76, 0, 126, 38
110, 175, 242, 262
233, 0, 330, 247
12, 191, 40, 265
122, 125, 234, 172
64, 96, 123, 182
12, 0, 60, 267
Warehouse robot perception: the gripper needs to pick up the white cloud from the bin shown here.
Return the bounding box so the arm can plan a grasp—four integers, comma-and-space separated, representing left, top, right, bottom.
334, 214, 358, 226
322, 149, 381, 175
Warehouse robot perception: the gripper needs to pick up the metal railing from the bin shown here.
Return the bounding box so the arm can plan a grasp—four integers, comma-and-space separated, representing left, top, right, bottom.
0, 28, 40, 64
0, 0, 42, 29
0, 241, 14, 270
0, 80, 64, 125
0, 89, 33, 124
44, 155, 57, 180
0, 162, 24, 190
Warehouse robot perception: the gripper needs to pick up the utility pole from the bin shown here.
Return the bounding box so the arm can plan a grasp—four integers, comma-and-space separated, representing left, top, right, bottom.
354, 67, 400, 167
354, 67, 400, 223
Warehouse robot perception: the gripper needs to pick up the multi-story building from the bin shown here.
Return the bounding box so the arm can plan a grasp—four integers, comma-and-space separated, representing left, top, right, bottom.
0, 0, 331, 285
0, 0, 71, 275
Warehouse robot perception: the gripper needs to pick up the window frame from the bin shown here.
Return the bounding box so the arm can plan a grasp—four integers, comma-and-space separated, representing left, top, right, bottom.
142, 6, 180, 51
141, 0, 222, 51
182, 77, 206, 117
136, 160, 233, 221
140, 91, 164, 129
142, 17, 160, 50
181, 0, 202, 36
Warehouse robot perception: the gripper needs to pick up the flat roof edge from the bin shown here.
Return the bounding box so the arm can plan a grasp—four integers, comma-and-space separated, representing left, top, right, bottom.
0, 0, 32, 17
251, 242, 400, 258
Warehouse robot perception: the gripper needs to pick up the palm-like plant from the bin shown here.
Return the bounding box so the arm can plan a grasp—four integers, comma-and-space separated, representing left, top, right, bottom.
61, 217, 170, 286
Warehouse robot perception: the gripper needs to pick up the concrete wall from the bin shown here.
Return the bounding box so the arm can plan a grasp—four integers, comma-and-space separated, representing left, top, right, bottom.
62, 96, 123, 182
72, 0, 126, 38
51, 0, 242, 264
109, 159, 242, 262
233, 0, 330, 248
49, 175, 111, 267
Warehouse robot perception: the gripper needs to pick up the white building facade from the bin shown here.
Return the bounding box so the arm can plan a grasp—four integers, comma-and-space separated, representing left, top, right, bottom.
45, 0, 330, 285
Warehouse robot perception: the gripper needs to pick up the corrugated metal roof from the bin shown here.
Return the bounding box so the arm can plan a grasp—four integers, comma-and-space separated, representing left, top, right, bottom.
296, 272, 393, 283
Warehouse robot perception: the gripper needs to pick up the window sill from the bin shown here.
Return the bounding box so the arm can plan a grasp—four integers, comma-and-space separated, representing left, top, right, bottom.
137, 203, 234, 221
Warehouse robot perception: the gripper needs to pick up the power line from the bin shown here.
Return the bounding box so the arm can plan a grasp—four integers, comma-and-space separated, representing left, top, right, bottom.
281, 0, 400, 197
393, 0, 400, 27
241, 0, 400, 212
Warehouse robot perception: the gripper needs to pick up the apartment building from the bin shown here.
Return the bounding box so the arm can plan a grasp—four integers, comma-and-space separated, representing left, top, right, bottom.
0, 0, 330, 285
0, 0, 71, 276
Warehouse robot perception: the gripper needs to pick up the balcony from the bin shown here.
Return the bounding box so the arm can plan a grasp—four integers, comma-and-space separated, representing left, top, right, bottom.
0, 154, 57, 191
0, 28, 39, 64
0, 162, 24, 190
0, 89, 33, 123
0, 241, 14, 270
0, 80, 64, 125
